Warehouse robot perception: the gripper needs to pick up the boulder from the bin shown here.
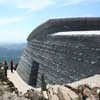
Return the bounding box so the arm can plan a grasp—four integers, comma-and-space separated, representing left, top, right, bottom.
47, 85, 79, 100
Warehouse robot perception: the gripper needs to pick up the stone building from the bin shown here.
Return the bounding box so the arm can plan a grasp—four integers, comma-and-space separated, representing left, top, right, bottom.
17, 17, 100, 87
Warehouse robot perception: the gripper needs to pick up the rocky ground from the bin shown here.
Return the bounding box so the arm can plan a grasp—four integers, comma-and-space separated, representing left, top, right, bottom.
0, 79, 30, 100
1, 63, 100, 100
1, 77, 99, 100
0, 63, 30, 100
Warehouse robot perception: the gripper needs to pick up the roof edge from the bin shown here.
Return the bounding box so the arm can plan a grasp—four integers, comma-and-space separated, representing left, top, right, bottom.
27, 17, 100, 41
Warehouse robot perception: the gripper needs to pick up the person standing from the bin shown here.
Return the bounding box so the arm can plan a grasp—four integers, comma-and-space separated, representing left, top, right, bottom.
10, 60, 13, 73
4, 60, 8, 77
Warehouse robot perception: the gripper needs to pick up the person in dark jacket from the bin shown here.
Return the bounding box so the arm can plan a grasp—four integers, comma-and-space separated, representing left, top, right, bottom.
10, 60, 13, 73
4, 60, 8, 77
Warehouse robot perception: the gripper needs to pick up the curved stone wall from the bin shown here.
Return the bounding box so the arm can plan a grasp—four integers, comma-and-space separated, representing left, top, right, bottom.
17, 17, 100, 87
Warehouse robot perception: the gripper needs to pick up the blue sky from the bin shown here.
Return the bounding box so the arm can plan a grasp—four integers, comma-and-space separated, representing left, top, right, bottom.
0, 0, 100, 43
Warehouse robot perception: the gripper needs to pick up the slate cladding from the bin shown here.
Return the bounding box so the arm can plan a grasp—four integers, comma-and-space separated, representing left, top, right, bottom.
17, 17, 100, 87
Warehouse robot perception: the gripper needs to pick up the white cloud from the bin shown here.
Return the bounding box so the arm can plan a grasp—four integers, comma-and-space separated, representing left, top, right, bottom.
0, 0, 100, 10
0, 0, 54, 25
0, 16, 26, 26
17, 0, 53, 11
63, 0, 85, 6
0, 0, 53, 11
0, 0, 99, 12
0, 0, 99, 26
62, 0, 100, 6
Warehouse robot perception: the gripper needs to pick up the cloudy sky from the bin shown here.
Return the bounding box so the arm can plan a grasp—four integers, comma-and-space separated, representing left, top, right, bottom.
0, 0, 100, 43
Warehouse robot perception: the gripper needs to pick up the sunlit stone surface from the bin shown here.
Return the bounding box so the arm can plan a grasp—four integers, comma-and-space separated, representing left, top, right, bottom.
17, 17, 100, 87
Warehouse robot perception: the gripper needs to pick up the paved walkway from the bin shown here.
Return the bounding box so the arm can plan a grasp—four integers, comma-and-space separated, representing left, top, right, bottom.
7, 70, 34, 94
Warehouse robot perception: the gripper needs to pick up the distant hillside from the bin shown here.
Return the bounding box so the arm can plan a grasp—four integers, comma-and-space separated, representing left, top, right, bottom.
0, 43, 26, 62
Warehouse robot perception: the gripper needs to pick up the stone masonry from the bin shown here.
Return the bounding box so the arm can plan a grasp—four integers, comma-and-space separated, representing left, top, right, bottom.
17, 17, 100, 87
